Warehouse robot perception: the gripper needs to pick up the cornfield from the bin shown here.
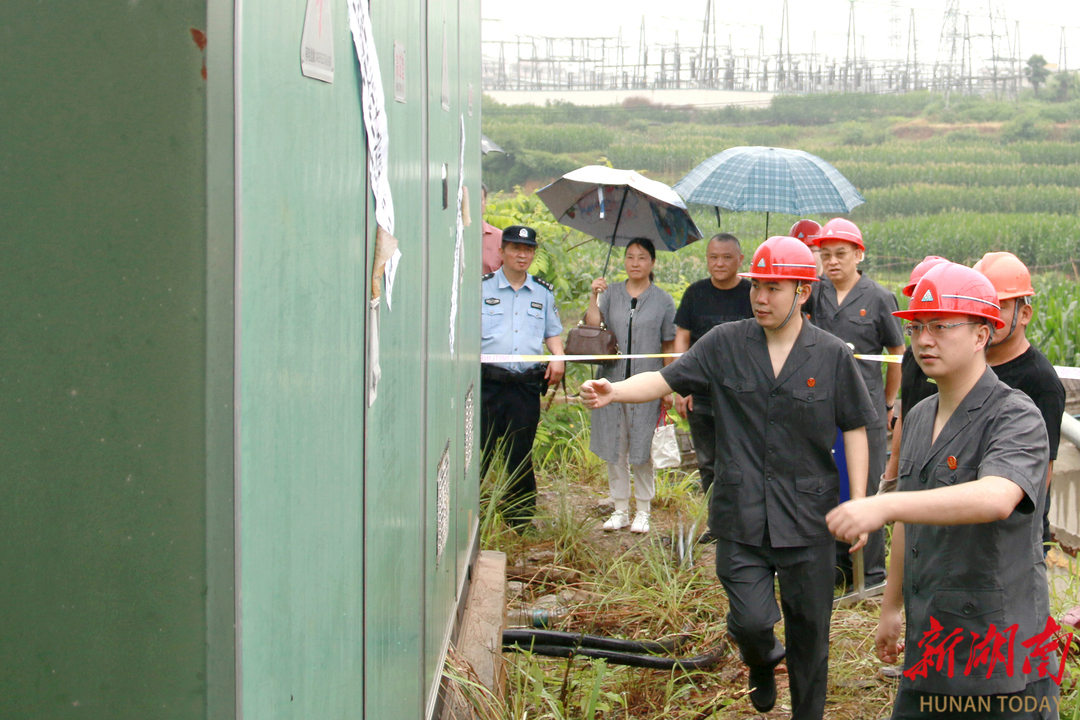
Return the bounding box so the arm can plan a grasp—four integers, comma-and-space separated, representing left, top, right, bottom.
1029, 279, 1080, 368
854, 185, 1080, 218
814, 141, 1080, 166
486, 122, 616, 155
835, 162, 1080, 189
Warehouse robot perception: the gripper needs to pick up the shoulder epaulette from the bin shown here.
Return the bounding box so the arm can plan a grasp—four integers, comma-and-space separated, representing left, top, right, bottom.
482, 272, 495, 281
533, 276, 554, 292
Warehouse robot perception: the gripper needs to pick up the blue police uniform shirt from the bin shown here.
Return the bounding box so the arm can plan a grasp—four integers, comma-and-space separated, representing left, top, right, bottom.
482, 268, 562, 373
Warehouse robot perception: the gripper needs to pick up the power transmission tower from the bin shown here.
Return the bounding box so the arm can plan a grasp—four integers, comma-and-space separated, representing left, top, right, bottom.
779, 0, 792, 90
889, 0, 903, 59
984, 2, 1013, 101
638, 16, 648, 88
759, 25, 768, 91
845, 0, 857, 92
907, 9, 919, 90
962, 13, 974, 96
1060, 26, 1068, 73
497, 41, 507, 89
698, 0, 718, 87
674, 32, 682, 89
987, 4, 999, 98
1015, 21, 1021, 103
937, 0, 961, 106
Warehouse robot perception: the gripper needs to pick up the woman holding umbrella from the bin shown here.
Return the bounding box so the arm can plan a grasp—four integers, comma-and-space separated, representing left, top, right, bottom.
584, 238, 677, 534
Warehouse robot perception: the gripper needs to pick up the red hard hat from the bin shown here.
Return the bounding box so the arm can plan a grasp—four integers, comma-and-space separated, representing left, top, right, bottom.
972, 252, 1035, 301
740, 236, 820, 283
812, 217, 864, 250
894, 262, 1004, 329
902, 255, 950, 297
789, 219, 822, 247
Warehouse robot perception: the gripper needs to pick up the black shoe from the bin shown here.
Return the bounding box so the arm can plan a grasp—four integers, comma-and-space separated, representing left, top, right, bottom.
697, 530, 717, 544
748, 664, 777, 713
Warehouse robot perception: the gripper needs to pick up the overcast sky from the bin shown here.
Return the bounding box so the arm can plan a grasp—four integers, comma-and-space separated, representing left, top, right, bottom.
482, 1, 1080, 69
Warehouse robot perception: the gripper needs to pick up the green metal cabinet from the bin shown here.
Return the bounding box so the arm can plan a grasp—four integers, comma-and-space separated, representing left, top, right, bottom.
0, 0, 484, 717
0, 2, 214, 718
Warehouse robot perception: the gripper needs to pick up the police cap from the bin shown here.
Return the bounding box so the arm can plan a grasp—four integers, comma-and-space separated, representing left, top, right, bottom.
502, 225, 538, 247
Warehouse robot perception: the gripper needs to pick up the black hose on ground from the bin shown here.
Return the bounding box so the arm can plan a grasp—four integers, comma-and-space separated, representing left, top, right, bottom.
502, 628, 691, 654
502, 630, 727, 670
502, 641, 727, 670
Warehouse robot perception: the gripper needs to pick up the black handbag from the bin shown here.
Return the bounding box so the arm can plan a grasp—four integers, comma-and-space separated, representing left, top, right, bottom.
564, 319, 618, 364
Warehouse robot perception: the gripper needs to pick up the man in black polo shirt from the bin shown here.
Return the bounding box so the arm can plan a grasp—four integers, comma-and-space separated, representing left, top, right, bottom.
673, 234, 754, 524
975, 252, 1065, 553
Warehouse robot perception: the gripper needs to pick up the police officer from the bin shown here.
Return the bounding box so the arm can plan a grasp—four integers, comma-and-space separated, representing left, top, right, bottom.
808, 217, 905, 587
481, 225, 564, 528
827, 262, 1058, 718
581, 237, 876, 720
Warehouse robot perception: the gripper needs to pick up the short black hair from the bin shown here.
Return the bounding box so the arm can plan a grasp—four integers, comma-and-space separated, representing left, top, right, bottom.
708, 233, 741, 250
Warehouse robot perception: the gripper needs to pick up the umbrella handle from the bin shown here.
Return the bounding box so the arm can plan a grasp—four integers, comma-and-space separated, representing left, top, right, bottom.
602, 187, 631, 278
601, 243, 615, 277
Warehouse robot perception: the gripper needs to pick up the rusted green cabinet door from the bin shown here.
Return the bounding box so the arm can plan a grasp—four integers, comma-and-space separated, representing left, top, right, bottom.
0, 2, 212, 718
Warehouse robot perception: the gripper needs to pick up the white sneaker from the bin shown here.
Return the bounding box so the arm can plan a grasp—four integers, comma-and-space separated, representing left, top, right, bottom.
630, 511, 650, 534
603, 511, 630, 531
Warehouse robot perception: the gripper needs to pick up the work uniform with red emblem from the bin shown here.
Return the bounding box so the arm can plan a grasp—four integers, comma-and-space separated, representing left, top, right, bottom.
889, 369, 1055, 715
658, 238, 877, 720
826, 263, 1059, 719
807, 219, 904, 587
582, 237, 876, 720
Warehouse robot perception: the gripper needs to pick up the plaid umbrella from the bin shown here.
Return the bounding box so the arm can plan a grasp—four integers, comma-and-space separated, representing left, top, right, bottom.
537, 165, 703, 275
674, 146, 865, 235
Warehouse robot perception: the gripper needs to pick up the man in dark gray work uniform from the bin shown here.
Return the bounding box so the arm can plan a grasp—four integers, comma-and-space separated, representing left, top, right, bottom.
828, 262, 1059, 719
581, 236, 876, 720
807, 217, 905, 587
